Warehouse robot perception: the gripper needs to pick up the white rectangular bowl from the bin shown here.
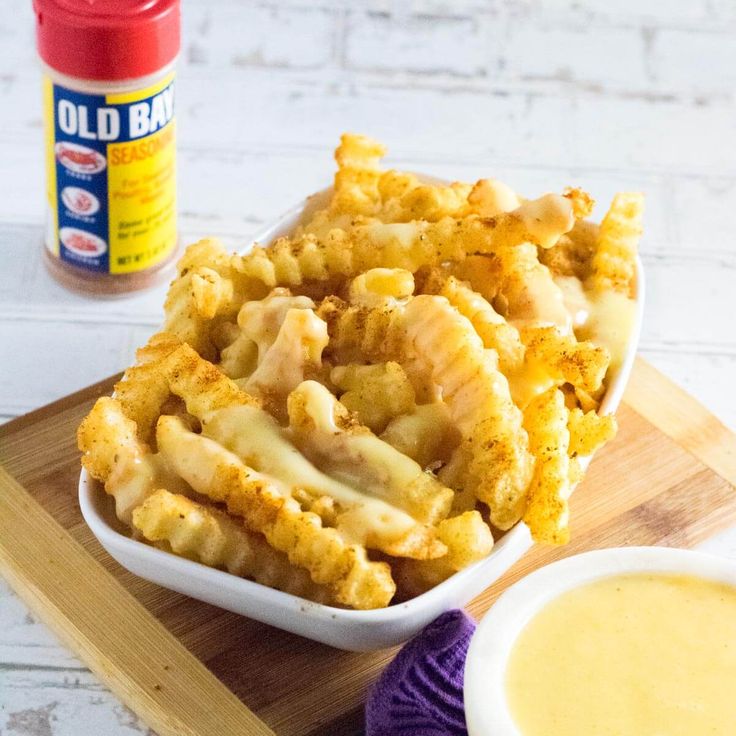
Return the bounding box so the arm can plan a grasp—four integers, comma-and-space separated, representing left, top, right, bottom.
79, 182, 645, 651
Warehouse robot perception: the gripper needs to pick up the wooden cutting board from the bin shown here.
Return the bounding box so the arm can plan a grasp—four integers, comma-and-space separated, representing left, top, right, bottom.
1, 358, 736, 736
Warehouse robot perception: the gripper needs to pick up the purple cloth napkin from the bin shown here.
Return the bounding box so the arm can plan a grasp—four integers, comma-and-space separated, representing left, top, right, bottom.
365, 610, 476, 736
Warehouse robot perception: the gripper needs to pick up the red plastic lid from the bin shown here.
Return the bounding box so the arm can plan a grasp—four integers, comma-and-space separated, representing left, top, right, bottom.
34, 0, 180, 81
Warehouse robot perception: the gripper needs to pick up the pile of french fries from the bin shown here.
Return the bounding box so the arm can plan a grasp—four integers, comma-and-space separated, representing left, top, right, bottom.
78, 134, 643, 609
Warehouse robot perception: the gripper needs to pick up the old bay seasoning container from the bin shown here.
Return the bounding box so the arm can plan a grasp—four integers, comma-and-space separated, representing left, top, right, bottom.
34, 0, 180, 294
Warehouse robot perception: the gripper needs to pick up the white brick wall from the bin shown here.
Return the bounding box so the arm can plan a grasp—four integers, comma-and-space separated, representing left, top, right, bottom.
1, 1, 735, 733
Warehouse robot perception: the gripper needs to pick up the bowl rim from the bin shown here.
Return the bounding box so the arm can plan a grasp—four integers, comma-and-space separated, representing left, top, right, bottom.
77, 179, 646, 640
463, 545, 736, 736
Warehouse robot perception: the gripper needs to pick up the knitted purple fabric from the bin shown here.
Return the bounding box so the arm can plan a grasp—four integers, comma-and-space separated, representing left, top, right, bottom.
365, 610, 475, 736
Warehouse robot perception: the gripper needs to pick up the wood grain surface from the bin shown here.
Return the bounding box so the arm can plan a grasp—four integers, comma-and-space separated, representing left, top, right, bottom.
1, 358, 735, 736
2, 1, 736, 729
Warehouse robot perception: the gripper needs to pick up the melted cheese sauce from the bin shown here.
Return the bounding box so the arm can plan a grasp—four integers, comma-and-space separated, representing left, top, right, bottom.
106, 450, 188, 524
202, 404, 419, 544
506, 573, 736, 736
556, 275, 636, 372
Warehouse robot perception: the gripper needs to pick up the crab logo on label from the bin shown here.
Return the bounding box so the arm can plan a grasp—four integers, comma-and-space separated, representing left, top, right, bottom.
55, 142, 107, 175
61, 186, 100, 216
59, 227, 107, 257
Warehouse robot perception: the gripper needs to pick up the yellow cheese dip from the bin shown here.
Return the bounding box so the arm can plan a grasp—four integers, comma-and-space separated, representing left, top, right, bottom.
506, 573, 736, 736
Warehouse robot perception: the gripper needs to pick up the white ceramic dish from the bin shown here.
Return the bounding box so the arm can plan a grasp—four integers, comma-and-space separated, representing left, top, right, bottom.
464, 546, 736, 736
79, 181, 645, 651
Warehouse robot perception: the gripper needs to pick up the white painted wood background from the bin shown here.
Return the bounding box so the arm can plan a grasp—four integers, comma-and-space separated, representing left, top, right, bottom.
2, 0, 736, 732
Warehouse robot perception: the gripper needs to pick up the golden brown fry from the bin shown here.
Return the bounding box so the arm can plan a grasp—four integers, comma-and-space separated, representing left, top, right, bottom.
568, 407, 617, 457
160, 342, 259, 421
133, 489, 337, 604
521, 325, 610, 394
492, 244, 571, 329
589, 192, 644, 294
156, 415, 396, 609
523, 388, 571, 545
78, 397, 189, 523
320, 294, 534, 529
380, 403, 461, 470
391, 182, 473, 222
538, 219, 599, 280
423, 272, 524, 373
287, 380, 454, 525
163, 238, 268, 359
235, 190, 590, 296
113, 332, 183, 444
331, 362, 416, 434
244, 308, 329, 421
401, 296, 535, 529
393, 511, 494, 599
331, 133, 386, 215
78, 396, 141, 483
200, 402, 444, 560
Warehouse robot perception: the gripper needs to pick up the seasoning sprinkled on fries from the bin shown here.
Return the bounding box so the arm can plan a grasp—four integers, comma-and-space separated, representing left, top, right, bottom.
79, 134, 643, 608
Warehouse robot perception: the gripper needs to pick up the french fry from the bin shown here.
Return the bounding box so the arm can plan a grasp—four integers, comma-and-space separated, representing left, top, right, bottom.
331, 362, 416, 434
380, 403, 461, 470
523, 388, 572, 545
401, 296, 535, 529
160, 342, 259, 421
320, 293, 534, 529
568, 407, 617, 457
393, 511, 494, 599
163, 239, 251, 359
589, 192, 644, 294
78, 397, 189, 523
199, 403, 445, 560
155, 415, 395, 609
520, 325, 611, 395
132, 489, 338, 604
244, 308, 329, 421
287, 380, 454, 525
113, 333, 182, 444
423, 272, 524, 373
78, 396, 142, 483
331, 133, 386, 215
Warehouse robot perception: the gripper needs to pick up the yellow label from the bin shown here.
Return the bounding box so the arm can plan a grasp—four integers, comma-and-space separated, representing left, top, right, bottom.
44, 73, 176, 274
106, 122, 176, 274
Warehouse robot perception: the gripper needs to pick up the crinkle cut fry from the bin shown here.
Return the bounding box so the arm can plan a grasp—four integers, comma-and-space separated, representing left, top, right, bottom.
331, 133, 386, 215
163, 239, 235, 359
113, 332, 183, 444
568, 407, 617, 458
317, 296, 402, 365
161, 342, 260, 421
401, 296, 534, 530
392, 511, 494, 599
78, 396, 143, 484
287, 380, 453, 525
132, 489, 338, 605
589, 192, 644, 294
523, 388, 572, 545
233, 190, 592, 292
422, 271, 524, 373
319, 294, 534, 530
163, 238, 268, 359
521, 325, 611, 395
160, 345, 444, 562
155, 415, 395, 609
77, 396, 190, 524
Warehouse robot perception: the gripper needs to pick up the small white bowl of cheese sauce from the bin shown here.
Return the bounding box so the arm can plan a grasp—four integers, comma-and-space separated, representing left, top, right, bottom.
464, 546, 736, 736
